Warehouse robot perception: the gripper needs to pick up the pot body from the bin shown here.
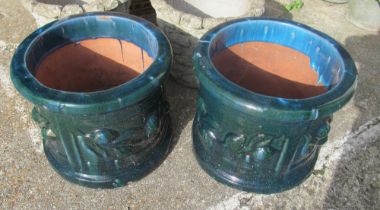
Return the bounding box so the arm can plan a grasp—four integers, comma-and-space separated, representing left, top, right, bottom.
192, 18, 357, 193
32, 90, 171, 188
347, 0, 380, 32
11, 12, 173, 188
193, 90, 331, 193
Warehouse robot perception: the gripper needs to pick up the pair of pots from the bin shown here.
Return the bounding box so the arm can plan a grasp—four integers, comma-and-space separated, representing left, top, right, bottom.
11, 13, 357, 193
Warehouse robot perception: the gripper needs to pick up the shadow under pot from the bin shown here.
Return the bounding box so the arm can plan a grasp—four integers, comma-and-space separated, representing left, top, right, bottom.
192, 18, 357, 194
11, 12, 173, 188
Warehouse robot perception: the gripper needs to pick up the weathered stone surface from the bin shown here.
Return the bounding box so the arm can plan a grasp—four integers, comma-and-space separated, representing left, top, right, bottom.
202, 17, 225, 29
32, 3, 61, 18
81, 0, 99, 4
60, 4, 83, 18
101, 0, 119, 10
180, 14, 202, 29
180, 0, 252, 18
166, 8, 182, 24
83, 3, 105, 12
21, 0, 131, 26
170, 32, 192, 47
274, 0, 295, 5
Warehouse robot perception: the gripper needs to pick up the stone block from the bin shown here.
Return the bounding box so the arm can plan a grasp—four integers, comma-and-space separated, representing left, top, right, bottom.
60, 4, 83, 18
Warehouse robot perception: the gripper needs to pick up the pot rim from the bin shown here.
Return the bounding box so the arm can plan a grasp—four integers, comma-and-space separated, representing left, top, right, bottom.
193, 18, 357, 121
11, 12, 172, 114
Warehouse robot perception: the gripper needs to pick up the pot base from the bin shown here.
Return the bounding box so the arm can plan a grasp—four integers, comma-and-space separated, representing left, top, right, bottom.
44, 116, 172, 189
192, 120, 319, 194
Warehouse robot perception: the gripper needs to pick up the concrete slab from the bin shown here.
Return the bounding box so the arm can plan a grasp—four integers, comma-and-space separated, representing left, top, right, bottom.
0, 0, 379, 209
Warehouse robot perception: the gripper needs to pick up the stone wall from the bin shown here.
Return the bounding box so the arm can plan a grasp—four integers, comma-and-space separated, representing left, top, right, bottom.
20, 0, 132, 26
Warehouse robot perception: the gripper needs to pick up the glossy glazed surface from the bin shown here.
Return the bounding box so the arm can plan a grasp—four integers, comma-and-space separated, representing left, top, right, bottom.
36, 38, 153, 92
193, 18, 357, 193
11, 13, 173, 188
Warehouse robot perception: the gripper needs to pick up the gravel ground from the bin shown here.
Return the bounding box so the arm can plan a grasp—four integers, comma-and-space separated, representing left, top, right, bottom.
0, 0, 379, 209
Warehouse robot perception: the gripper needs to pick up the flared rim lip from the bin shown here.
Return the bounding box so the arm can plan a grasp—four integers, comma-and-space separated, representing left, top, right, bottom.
193, 17, 357, 119
10, 12, 172, 113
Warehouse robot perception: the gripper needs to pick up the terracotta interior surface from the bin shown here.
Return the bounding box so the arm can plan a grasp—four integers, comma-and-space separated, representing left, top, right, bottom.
212, 42, 327, 99
35, 38, 153, 92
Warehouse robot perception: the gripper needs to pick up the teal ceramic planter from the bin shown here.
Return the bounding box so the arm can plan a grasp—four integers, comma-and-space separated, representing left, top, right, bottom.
192, 18, 357, 193
11, 13, 173, 188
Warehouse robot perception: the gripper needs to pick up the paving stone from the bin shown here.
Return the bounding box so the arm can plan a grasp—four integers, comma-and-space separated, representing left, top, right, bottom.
60, 4, 83, 18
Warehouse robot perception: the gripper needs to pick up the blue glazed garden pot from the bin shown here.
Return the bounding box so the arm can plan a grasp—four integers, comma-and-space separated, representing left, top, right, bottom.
11, 12, 173, 188
192, 18, 357, 193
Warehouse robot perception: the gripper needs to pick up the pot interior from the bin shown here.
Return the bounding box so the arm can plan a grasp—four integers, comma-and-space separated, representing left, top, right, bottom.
210, 20, 345, 99
35, 38, 152, 92
26, 15, 159, 92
